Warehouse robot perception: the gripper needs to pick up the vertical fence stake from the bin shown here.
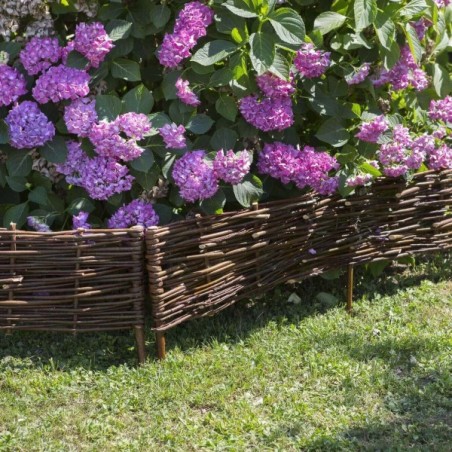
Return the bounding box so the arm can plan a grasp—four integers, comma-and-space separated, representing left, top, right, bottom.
134, 326, 146, 364
156, 332, 166, 360
347, 264, 354, 314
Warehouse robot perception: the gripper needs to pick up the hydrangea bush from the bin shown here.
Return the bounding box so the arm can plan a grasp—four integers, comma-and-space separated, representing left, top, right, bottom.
0, 0, 451, 231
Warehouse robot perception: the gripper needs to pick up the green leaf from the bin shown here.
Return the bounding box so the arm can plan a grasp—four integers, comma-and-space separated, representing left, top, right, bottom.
67, 198, 96, 215
269, 52, 290, 79
399, 0, 428, 19
354, 0, 377, 31
215, 95, 238, 122
161, 71, 182, 100
210, 128, 239, 150
40, 136, 68, 164
405, 24, 423, 63
210, 68, 234, 87
6, 151, 32, 177
268, 8, 305, 45
111, 58, 141, 81
150, 5, 171, 28
106, 19, 133, 41
200, 189, 226, 215
148, 112, 172, 135
130, 150, 155, 172
233, 174, 263, 207
368, 260, 390, 277
249, 32, 275, 75
360, 162, 382, 177
28, 186, 50, 206
186, 114, 214, 134
432, 63, 452, 97
3, 202, 29, 228
313, 12, 347, 36
315, 117, 350, 147
191, 40, 238, 66
95, 94, 122, 121
122, 84, 154, 114
381, 40, 400, 70
0, 120, 9, 144
316, 292, 338, 306
224, 0, 258, 18
65, 51, 89, 69
6, 176, 27, 192
130, 166, 160, 190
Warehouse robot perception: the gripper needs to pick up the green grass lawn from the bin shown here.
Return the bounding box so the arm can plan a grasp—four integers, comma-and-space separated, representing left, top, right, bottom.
1, 256, 451, 451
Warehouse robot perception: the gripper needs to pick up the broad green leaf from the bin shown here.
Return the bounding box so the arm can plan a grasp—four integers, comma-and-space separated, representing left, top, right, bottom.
67, 198, 96, 215
316, 292, 338, 306
433, 63, 452, 97
40, 136, 69, 164
161, 71, 182, 100
215, 94, 238, 122
122, 84, 154, 114
106, 19, 133, 41
65, 51, 89, 69
399, 0, 428, 18
96, 94, 122, 121
0, 120, 8, 144
150, 5, 171, 28
215, 9, 246, 35
28, 186, 50, 206
192, 40, 238, 66
200, 189, 226, 215
111, 58, 141, 81
130, 150, 155, 172
130, 165, 160, 190
313, 12, 347, 36
354, 0, 377, 31
269, 52, 290, 79
6, 176, 27, 192
233, 174, 263, 207
210, 128, 239, 150
249, 32, 275, 75
210, 68, 234, 87
374, 13, 395, 50
224, 0, 258, 18
315, 117, 350, 147
360, 162, 382, 177
268, 8, 305, 45
3, 202, 29, 228
381, 40, 400, 70
6, 152, 32, 178
186, 114, 214, 134
405, 23, 423, 63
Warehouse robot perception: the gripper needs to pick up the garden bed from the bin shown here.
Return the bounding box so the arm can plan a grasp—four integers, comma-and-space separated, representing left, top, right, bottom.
146, 170, 452, 356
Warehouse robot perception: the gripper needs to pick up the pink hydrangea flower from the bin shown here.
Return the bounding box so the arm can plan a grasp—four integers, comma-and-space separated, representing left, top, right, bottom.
159, 123, 187, 149
355, 115, 389, 143
428, 96, 452, 123
346, 174, 374, 187
74, 22, 114, 68
256, 73, 295, 98
117, 113, 152, 140
213, 149, 251, 185
294, 43, 331, 79
175, 78, 200, 106
428, 145, 452, 170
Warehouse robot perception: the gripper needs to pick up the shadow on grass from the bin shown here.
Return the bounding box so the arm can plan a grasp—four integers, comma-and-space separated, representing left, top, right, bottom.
0, 254, 450, 372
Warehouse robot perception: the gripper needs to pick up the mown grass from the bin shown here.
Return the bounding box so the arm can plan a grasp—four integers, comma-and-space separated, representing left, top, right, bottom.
0, 256, 451, 451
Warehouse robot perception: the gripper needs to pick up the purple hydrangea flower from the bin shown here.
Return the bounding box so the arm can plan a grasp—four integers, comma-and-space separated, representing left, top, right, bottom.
314, 176, 339, 196
108, 199, 159, 229
55, 141, 89, 186
32, 65, 90, 104
346, 174, 374, 187
117, 113, 152, 140
213, 149, 251, 185
74, 22, 114, 68
19, 37, 61, 76
257, 142, 301, 184
159, 123, 187, 149
27, 216, 51, 232
172, 151, 218, 202
412, 18, 431, 40
239, 96, 294, 132
432, 127, 446, 139
294, 43, 331, 79
346, 63, 371, 85
175, 78, 200, 106
355, 115, 389, 143
0, 64, 27, 107
428, 145, 452, 170
6, 101, 55, 149
428, 96, 452, 123
64, 98, 98, 137
157, 31, 196, 68
72, 211, 91, 229
256, 73, 295, 98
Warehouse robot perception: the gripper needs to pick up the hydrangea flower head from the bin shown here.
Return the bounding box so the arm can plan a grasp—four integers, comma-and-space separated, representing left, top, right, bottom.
159, 123, 187, 149
294, 43, 331, 79
257, 142, 301, 184
175, 78, 200, 106
72, 211, 91, 229
64, 97, 98, 137
256, 73, 295, 98
56, 140, 89, 186
213, 149, 251, 184
157, 31, 195, 68
346, 63, 371, 85
27, 216, 51, 232
355, 115, 389, 143
32, 65, 90, 104
19, 36, 61, 75
346, 173, 374, 187
172, 151, 218, 202
428, 96, 452, 123
108, 199, 159, 229
6, 101, 55, 149
117, 113, 152, 140
173, 1, 214, 40
74, 22, 114, 68
428, 145, 452, 170
0, 64, 27, 107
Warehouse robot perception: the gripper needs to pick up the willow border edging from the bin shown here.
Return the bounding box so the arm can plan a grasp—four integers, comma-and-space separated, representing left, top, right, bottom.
0, 226, 147, 363
146, 170, 452, 358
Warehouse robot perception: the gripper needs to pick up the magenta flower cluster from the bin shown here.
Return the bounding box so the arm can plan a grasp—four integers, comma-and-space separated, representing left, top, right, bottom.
72, 211, 91, 229
33, 64, 90, 104
255, 73, 295, 98
27, 216, 51, 232
346, 174, 373, 187
175, 78, 201, 106
157, 1, 214, 68
373, 46, 428, 91
74, 22, 114, 68
428, 96, 452, 123
213, 150, 251, 185
159, 123, 187, 149
257, 142, 339, 195
6, 101, 55, 149
20, 37, 61, 76
355, 115, 389, 143
429, 145, 452, 170
0, 64, 27, 107
108, 199, 159, 229
346, 63, 371, 85
172, 151, 219, 202
64, 98, 98, 137
294, 43, 331, 79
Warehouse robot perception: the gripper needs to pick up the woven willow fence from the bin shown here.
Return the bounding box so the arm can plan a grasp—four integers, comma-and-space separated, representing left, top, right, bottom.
146, 170, 452, 357
0, 227, 146, 362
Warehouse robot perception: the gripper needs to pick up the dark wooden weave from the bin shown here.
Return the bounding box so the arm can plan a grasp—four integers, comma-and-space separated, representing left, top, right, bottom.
146, 170, 452, 332
0, 228, 145, 333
